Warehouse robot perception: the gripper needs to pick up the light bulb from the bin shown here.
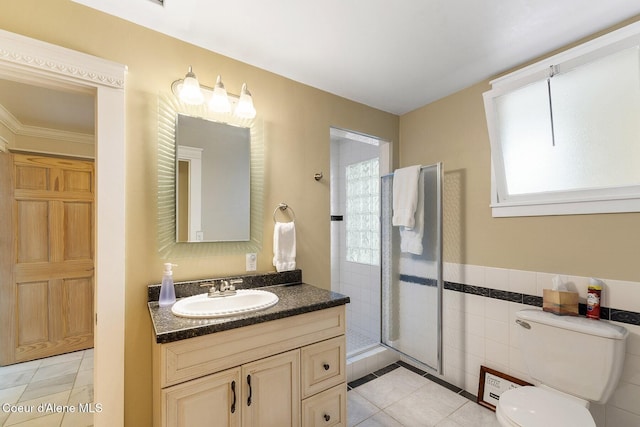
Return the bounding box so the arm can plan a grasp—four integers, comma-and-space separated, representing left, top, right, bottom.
209, 75, 231, 113
179, 66, 204, 105
235, 83, 256, 119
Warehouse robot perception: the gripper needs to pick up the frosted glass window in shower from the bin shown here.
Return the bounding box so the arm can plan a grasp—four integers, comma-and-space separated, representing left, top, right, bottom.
346, 158, 379, 265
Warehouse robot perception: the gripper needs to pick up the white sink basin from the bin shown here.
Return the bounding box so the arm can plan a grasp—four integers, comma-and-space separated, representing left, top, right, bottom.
171, 289, 279, 318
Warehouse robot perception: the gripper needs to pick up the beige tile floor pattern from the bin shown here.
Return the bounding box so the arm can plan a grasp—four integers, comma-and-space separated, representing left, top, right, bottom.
0, 349, 93, 427
348, 365, 501, 427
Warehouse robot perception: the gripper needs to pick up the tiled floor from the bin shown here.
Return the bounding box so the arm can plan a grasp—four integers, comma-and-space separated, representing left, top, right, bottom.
348, 362, 501, 427
0, 349, 94, 427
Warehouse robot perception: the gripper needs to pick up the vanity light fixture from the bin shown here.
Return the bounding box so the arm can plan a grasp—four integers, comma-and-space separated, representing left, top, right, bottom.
171, 66, 256, 119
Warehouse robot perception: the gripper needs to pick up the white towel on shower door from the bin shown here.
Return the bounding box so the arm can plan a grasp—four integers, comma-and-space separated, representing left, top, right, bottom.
400, 168, 424, 255
392, 165, 421, 228
273, 221, 296, 272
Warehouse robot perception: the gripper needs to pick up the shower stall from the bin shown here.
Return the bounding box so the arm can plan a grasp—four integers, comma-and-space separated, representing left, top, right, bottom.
330, 127, 442, 377
330, 128, 384, 358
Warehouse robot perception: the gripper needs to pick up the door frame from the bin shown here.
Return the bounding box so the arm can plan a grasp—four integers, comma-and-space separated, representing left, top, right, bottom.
0, 30, 126, 426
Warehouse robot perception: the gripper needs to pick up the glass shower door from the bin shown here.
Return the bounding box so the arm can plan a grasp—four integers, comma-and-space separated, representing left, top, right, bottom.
381, 163, 443, 373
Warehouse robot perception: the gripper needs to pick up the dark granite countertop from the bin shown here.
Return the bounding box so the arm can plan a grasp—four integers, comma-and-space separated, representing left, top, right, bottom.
148, 279, 350, 344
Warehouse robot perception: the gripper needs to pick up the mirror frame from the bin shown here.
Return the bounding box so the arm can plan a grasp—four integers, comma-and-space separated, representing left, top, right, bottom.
157, 92, 264, 257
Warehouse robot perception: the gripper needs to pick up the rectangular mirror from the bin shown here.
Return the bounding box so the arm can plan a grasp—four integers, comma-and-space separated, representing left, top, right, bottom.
176, 114, 250, 242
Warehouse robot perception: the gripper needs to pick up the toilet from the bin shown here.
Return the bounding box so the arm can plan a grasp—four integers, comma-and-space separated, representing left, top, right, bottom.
496, 309, 628, 427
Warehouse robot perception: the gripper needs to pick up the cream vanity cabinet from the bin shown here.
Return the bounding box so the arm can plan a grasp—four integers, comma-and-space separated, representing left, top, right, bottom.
153, 305, 347, 427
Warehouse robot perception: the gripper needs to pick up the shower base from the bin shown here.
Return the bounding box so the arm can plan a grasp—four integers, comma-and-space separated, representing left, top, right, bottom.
346, 328, 379, 357
346, 337, 400, 382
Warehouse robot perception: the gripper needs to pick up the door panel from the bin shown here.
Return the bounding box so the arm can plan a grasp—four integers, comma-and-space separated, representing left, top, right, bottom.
17, 201, 49, 263
15, 165, 48, 190
64, 202, 93, 260
64, 277, 94, 336
0, 153, 95, 365
17, 281, 49, 346
63, 169, 92, 192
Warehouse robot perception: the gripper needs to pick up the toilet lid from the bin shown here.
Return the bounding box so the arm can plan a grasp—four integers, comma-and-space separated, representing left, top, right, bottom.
497, 386, 595, 427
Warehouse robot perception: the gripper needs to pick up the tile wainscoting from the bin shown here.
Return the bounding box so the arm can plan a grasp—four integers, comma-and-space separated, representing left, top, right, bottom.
440, 262, 640, 427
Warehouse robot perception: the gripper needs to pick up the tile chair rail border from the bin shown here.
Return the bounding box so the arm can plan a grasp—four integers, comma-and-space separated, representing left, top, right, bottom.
444, 281, 639, 326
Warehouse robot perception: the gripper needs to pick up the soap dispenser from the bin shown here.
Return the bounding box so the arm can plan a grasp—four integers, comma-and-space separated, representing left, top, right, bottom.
159, 263, 177, 307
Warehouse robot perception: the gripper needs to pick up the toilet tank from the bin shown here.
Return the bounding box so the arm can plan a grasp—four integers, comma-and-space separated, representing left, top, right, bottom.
515, 309, 628, 404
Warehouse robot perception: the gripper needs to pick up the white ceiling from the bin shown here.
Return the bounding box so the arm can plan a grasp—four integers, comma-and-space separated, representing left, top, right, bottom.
70, 0, 640, 115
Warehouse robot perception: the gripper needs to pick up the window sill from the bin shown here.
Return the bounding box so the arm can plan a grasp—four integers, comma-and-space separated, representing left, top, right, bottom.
491, 197, 640, 217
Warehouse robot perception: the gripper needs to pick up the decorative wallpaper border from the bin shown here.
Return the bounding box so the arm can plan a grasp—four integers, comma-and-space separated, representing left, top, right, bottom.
444, 281, 640, 326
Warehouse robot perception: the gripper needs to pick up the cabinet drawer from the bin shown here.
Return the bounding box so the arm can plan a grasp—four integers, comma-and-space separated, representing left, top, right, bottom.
301, 383, 346, 427
301, 335, 345, 398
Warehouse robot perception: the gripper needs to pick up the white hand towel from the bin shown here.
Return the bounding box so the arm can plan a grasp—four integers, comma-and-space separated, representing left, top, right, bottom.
392, 165, 421, 228
400, 169, 424, 255
273, 221, 296, 272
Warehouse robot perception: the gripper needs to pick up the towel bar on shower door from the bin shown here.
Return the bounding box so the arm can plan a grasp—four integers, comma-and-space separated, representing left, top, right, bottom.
273, 203, 296, 223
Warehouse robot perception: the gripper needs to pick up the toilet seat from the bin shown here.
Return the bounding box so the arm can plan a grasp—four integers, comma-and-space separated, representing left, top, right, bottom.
496, 386, 595, 427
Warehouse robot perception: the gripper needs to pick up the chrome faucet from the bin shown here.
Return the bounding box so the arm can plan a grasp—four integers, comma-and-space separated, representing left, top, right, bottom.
200, 279, 240, 298
219, 280, 231, 292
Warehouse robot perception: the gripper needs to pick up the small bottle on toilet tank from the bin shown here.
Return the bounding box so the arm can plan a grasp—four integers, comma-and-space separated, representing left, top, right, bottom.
586, 278, 602, 320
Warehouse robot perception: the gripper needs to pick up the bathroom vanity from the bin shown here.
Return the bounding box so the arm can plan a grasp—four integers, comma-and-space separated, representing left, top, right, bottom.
148, 271, 349, 427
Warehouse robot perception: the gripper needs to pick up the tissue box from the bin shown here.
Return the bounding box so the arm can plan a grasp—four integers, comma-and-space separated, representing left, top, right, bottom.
543, 289, 579, 316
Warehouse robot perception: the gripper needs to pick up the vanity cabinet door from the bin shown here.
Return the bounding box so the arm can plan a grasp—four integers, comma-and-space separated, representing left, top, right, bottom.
241, 349, 300, 427
163, 367, 241, 427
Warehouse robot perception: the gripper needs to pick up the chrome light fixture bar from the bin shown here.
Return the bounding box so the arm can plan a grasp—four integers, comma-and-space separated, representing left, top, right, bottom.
171, 66, 256, 119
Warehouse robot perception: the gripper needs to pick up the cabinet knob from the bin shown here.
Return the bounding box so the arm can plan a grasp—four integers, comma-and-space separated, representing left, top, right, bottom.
323, 414, 331, 422
323, 363, 330, 371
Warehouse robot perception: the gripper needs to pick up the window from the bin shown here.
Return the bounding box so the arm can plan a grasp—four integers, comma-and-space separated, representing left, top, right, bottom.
346, 158, 380, 265
484, 22, 640, 217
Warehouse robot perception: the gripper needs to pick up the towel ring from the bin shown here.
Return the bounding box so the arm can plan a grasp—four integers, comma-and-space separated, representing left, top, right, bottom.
273, 203, 296, 223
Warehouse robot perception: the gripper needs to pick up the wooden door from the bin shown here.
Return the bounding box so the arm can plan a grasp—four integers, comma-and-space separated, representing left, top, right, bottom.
164, 367, 241, 427
242, 349, 300, 427
0, 152, 95, 365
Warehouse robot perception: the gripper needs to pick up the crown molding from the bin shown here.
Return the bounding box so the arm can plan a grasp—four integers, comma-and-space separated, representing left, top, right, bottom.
0, 29, 126, 89
0, 102, 19, 133
0, 134, 7, 152
0, 103, 94, 145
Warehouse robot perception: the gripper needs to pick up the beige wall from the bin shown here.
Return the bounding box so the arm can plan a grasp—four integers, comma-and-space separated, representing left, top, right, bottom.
400, 77, 640, 283
0, 1, 399, 425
